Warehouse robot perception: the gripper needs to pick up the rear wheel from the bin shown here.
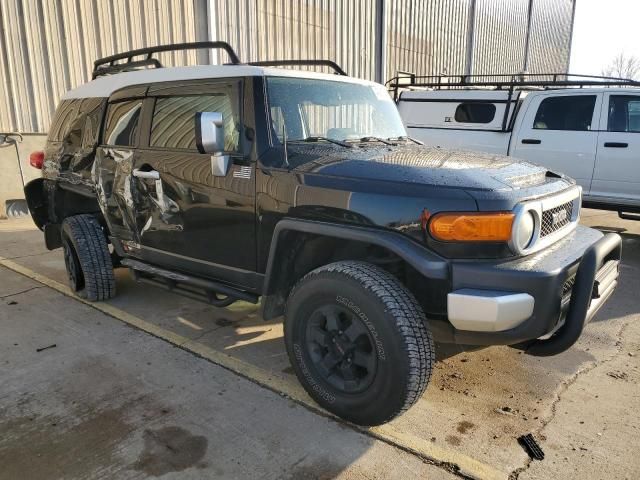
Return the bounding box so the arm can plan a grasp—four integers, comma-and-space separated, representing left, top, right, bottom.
284, 261, 434, 426
61, 215, 116, 301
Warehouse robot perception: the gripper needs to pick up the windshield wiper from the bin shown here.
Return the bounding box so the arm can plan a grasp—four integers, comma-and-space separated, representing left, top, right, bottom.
290, 136, 353, 148
387, 135, 423, 145
357, 136, 395, 145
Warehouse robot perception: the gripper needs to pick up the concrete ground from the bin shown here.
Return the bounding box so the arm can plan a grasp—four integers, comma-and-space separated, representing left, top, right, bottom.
0, 209, 639, 479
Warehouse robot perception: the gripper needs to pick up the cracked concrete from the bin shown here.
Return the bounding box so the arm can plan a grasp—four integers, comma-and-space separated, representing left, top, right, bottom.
1, 209, 639, 479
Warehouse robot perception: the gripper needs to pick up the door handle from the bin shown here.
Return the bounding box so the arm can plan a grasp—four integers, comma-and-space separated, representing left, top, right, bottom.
132, 168, 160, 180
521, 138, 541, 145
603, 142, 628, 148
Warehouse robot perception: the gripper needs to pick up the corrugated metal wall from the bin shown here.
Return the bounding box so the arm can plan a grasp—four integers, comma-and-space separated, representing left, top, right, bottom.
209, 0, 378, 81
471, 0, 530, 75
385, 0, 471, 80
0, 0, 575, 134
527, 0, 575, 74
0, 0, 206, 134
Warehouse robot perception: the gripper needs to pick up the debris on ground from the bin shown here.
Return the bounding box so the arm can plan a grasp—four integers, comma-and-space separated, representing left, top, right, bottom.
606, 371, 628, 380
495, 406, 517, 416
7, 300, 17, 305
518, 433, 545, 460
36, 344, 56, 353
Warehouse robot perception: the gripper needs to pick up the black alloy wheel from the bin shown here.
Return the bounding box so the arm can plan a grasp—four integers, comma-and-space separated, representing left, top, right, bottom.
305, 304, 377, 394
62, 234, 83, 292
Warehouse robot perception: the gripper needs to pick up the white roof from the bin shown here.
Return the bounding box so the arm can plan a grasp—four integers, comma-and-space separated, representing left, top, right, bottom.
63, 64, 378, 100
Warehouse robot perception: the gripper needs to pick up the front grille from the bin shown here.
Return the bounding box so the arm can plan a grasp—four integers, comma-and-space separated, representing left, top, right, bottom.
562, 274, 576, 299
541, 201, 574, 237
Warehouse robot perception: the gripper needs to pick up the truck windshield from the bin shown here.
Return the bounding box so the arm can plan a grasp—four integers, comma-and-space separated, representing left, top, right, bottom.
266, 77, 407, 143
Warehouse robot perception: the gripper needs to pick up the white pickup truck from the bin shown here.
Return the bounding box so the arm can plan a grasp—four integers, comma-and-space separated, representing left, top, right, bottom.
393, 74, 640, 217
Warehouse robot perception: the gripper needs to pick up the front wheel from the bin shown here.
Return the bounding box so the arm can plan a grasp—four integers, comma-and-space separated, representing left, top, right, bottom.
284, 261, 434, 426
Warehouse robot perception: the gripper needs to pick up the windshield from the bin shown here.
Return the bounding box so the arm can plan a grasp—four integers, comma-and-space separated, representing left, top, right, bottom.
266, 77, 407, 143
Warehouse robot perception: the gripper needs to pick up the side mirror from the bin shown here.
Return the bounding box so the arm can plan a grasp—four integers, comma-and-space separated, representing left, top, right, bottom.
196, 112, 230, 177
196, 112, 225, 154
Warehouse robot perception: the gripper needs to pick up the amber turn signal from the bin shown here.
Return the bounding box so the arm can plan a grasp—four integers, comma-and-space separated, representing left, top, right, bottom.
429, 212, 514, 242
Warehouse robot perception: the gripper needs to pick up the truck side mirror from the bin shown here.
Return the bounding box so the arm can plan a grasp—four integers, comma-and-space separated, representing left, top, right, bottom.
196, 112, 225, 153
195, 112, 230, 177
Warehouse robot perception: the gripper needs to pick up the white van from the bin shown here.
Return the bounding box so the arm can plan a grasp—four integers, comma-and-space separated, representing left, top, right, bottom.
394, 74, 640, 217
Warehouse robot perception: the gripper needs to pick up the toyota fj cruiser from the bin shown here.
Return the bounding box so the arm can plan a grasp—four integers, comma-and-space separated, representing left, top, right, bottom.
25, 43, 622, 426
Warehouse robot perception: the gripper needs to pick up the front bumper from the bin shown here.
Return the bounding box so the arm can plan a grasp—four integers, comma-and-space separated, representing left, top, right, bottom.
437, 225, 621, 355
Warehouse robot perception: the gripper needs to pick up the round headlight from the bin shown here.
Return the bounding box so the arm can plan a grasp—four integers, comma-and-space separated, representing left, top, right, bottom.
514, 211, 536, 251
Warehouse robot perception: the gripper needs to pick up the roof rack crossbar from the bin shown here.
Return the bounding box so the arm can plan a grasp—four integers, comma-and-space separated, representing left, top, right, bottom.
249, 59, 347, 76
386, 72, 640, 100
92, 41, 241, 79
93, 58, 163, 77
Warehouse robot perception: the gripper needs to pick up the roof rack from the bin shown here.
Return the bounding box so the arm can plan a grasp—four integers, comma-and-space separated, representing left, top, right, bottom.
386, 72, 640, 101
92, 41, 241, 79
249, 59, 347, 76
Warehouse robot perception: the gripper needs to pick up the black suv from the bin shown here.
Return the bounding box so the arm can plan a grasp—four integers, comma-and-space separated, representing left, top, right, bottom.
25, 43, 622, 426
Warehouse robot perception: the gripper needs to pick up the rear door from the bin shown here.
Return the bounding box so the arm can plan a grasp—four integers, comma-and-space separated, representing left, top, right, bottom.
131, 79, 257, 286
592, 93, 640, 204
94, 96, 144, 242
511, 92, 602, 192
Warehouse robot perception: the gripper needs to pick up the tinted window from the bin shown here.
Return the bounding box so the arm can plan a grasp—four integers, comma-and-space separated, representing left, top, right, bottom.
150, 90, 240, 152
103, 100, 142, 146
48, 100, 79, 142
454, 103, 496, 123
608, 95, 640, 132
533, 95, 596, 131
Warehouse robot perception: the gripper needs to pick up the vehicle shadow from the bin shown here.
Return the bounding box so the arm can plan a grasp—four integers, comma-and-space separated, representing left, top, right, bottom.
589, 229, 640, 322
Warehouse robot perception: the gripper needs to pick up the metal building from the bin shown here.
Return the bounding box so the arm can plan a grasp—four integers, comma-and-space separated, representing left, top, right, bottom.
0, 0, 575, 215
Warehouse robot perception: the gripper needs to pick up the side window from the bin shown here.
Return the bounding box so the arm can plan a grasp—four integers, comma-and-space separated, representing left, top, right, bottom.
533, 95, 596, 131
103, 100, 143, 146
48, 100, 79, 142
150, 88, 240, 152
77, 98, 105, 148
454, 103, 496, 123
608, 95, 640, 132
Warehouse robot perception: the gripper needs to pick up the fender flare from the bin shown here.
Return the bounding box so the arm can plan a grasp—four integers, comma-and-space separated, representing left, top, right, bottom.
261, 218, 449, 319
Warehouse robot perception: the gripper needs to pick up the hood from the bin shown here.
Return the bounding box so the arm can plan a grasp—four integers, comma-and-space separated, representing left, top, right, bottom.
287, 143, 571, 194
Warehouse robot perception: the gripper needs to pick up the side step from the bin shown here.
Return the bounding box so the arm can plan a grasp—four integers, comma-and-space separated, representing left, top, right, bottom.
121, 258, 259, 307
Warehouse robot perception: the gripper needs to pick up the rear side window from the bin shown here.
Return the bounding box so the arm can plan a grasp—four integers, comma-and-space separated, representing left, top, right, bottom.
48, 100, 79, 142
103, 100, 142, 146
533, 95, 596, 131
150, 90, 240, 152
607, 95, 640, 132
454, 103, 496, 123
76, 98, 105, 148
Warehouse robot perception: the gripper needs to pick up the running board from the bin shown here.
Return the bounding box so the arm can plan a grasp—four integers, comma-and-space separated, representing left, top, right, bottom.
121, 258, 259, 307
618, 211, 640, 221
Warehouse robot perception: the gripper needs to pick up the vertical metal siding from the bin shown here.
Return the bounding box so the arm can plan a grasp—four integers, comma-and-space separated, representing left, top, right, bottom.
527, 0, 574, 74
0, 0, 575, 134
471, 0, 529, 75
209, 0, 377, 81
0, 0, 205, 133
385, 0, 471, 81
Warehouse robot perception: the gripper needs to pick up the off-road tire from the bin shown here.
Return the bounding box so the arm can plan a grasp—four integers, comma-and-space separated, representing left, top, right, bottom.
284, 260, 434, 426
61, 215, 116, 301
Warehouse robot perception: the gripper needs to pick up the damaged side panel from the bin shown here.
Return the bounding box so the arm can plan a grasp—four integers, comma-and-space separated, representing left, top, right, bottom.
94, 147, 139, 243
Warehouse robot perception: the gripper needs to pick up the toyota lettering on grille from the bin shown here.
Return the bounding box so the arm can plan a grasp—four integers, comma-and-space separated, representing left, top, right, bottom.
551, 209, 568, 226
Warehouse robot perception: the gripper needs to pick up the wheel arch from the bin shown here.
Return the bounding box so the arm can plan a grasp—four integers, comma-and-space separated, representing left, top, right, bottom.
25, 179, 105, 250
260, 218, 449, 320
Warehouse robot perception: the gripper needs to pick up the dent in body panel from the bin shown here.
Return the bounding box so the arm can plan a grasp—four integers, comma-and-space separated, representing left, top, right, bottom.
94, 147, 138, 241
